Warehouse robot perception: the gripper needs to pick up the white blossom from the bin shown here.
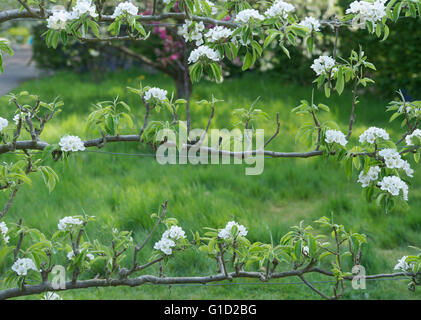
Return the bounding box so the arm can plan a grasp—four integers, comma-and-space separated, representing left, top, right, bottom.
86, 253, 95, 260
378, 176, 409, 200
144, 87, 168, 102
378, 149, 413, 177
234, 9, 264, 24
205, 26, 233, 42
346, 0, 387, 27
59, 135, 86, 152
188, 45, 220, 64
298, 16, 321, 32
67, 250, 75, 260
111, 1, 139, 18
58, 216, 84, 231
180, 20, 205, 46
311, 56, 336, 76
0, 117, 8, 132
405, 129, 421, 146
264, 0, 295, 19
11, 258, 38, 276
162, 226, 186, 240
154, 237, 176, 255
47, 10, 71, 30
394, 256, 414, 272
13, 112, 29, 125
358, 166, 381, 187
302, 245, 309, 255
43, 292, 63, 300
359, 127, 389, 144
70, 0, 98, 19
325, 129, 347, 146
199, 0, 218, 15
218, 221, 248, 240
0, 221, 9, 243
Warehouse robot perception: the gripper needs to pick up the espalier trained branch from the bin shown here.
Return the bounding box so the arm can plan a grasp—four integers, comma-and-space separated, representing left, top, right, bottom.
0, 0, 421, 300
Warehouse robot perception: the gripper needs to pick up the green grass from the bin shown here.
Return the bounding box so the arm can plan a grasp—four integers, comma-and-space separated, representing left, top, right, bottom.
1, 68, 421, 300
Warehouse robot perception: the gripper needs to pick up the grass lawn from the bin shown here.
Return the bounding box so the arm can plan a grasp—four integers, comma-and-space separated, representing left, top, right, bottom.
1, 68, 421, 299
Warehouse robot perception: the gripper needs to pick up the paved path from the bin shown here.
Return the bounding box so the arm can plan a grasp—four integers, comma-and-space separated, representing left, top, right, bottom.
0, 45, 42, 96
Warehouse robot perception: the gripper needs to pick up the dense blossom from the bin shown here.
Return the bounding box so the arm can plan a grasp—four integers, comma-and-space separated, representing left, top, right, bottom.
162, 226, 186, 240
311, 56, 336, 76
264, 0, 295, 19
180, 20, 205, 46
378, 148, 413, 176
47, 10, 70, 30
58, 216, 84, 231
11, 258, 38, 276
346, 0, 387, 27
154, 237, 176, 255
406, 129, 421, 146
358, 166, 381, 187
0, 117, 8, 132
234, 9, 264, 24
218, 221, 248, 240
205, 26, 233, 42
378, 176, 409, 200
0, 222, 9, 243
70, 0, 98, 19
394, 256, 414, 272
325, 129, 347, 146
144, 87, 168, 102
43, 292, 63, 300
154, 225, 186, 255
111, 1, 139, 18
298, 16, 321, 32
188, 45, 220, 64
59, 135, 86, 152
359, 127, 389, 144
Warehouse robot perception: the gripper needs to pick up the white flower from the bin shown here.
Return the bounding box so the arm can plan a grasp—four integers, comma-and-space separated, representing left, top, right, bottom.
406, 129, 421, 146
205, 26, 233, 42
162, 226, 186, 240
401, 160, 414, 178
298, 16, 321, 32
58, 216, 84, 231
59, 135, 86, 152
144, 87, 168, 102
0, 117, 8, 132
13, 112, 28, 125
378, 176, 409, 200
311, 56, 336, 76
154, 237, 176, 255
234, 9, 264, 24
0, 221, 9, 243
86, 253, 95, 260
359, 127, 389, 144
302, 245, 309, 255
188, 45, 220, 64
43, 292, 63, 300
70, 0, 98, 19
394, 256, 414, 272
11, 258, 38, 276
199, 0, 218, 15
264, 0, 295, 19
218, 221, 248, 240
180, 20, 205, 46
111, 1, 138, 18
47, 10, 71, 30
377, 149, 413, 177
67, 250, 75, 260
346, 0, 387, 27
325, 129, 347, 146
358, 166, 381, 187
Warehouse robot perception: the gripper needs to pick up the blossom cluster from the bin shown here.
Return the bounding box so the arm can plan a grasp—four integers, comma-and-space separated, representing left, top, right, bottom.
188, 45, 220, 64
0, 117, 8, 132
346, 0, 387, 27
378, 176, 408, 200
59, 135, 86, 152
58, 216, 84, 231
47, 0, 98, 30
0, 221, 9, 243
359, 127, 389, 144
298, 16, 321, 32
234, 9, 264, 24
180, 20, 206, 46
43, 292, 63, 300
205, 26, 233, 42
394, 256, 414, 272
13, 112, 29, 125
11, 258, 38, 276
378, 148, 413, 177
358, 166, 381, 187
325, 129, 347, 147
144, 87, 168, 103
67, 249, 94, 261
406, 129, 421, 146
264, 0, 295, 20
311, 56, 337, 76
218, 221, 248, 240
111, 1, 139, 19
154, 226, 186, 255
